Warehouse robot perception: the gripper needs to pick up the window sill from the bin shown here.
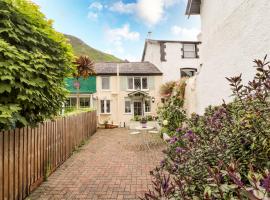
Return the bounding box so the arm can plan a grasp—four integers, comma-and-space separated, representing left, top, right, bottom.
124, 113, 132, 115
100, 113, 111, 115
101, 90, 111, 92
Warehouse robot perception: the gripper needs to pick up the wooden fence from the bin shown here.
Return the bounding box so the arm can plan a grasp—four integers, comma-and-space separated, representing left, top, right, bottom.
0, 111, 97, 200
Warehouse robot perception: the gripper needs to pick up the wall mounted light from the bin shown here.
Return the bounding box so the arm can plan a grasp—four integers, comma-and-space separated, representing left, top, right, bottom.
151, 97, 155, 103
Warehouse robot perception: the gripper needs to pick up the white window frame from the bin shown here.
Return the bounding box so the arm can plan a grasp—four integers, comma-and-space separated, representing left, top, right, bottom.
124, 100, 132, 114
101, 76, 110, 91
100, 99, 111, 114
144, 99, 151, 113
65, 97, 77, 108
79, 97, 91, 108
127, 77, 149, 91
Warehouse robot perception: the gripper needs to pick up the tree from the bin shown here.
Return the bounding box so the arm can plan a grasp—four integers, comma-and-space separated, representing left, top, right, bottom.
0, 0, 74, 130
73, 56, 95, 109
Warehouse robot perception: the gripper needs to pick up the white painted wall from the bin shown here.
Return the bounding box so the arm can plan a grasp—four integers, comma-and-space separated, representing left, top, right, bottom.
195, 0, 270, 114
143, 41, 201, 83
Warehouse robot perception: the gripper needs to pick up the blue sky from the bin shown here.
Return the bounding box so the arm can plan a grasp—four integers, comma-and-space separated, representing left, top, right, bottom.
31, 0, 201, 61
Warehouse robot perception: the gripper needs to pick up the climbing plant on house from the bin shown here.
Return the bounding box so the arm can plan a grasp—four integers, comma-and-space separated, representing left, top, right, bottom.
0, 0, 74, 130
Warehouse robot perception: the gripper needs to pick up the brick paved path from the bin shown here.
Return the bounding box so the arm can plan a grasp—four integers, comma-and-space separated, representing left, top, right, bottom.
28, 128, 165, 200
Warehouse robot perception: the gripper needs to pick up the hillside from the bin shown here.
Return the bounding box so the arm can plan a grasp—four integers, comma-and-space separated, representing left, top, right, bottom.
65, 34, 122, 62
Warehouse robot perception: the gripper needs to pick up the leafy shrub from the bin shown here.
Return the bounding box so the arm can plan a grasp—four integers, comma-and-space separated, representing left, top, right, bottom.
158, 80, 187, 136
143, 56, 270, 199
0, 0, 74, 130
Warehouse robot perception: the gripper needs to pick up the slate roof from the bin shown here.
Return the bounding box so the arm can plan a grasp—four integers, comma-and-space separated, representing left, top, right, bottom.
95, 62, 162, 76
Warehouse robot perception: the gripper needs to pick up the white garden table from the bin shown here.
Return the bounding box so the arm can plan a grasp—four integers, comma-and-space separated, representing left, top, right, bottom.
135, 126, 154, 150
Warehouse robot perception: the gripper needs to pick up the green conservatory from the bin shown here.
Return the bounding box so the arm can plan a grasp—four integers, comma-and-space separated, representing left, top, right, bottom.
65, 77, 96, 109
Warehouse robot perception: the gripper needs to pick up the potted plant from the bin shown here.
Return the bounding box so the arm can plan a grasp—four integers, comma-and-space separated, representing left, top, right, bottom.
104, 120, 109, 129
140, 117, 147, 128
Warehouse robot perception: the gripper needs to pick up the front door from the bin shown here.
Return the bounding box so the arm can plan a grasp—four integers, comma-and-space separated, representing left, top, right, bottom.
134, 102, 142, 116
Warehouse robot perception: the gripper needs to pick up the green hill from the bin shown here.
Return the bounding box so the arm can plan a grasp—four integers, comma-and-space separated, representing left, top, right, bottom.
65, 34, 122, 62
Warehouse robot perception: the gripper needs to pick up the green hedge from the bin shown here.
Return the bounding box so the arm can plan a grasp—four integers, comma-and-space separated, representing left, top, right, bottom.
0, 0, 74, 130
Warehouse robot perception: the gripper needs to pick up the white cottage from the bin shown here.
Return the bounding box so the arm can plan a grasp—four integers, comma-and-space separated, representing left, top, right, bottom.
142, 39, 201, 83
186, 0, 270, 114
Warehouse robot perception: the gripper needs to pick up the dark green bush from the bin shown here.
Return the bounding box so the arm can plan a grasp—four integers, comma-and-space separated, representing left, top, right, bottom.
0, 0, 74, 130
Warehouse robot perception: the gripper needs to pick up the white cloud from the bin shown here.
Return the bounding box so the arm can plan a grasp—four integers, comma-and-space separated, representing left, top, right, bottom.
105, 24, 140, 60
109, 1, 136, 14
106, 24, 140, 43
89, 2, 103, 11
171, 25, 200, 40
88, 2, 103, 20
87, 12, 98, 20
108, 0, 182, 26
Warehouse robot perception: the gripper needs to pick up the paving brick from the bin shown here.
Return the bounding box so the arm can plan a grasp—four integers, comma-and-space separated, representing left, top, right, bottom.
29, 128, 165, 199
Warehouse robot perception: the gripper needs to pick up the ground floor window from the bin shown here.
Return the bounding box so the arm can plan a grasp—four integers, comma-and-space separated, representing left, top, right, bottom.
125, 100, 131, 114
80, 97, 90, 108
180, 68, 197, 78
65, 97, 77, 108
144, 100, 151, 113
101, 100, 111, 113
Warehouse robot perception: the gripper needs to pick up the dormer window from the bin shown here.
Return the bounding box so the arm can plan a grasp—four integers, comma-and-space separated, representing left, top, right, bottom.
182, 43, 198, 58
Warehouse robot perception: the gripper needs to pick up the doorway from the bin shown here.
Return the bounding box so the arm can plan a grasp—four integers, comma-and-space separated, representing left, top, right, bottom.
134, 101, 142, 116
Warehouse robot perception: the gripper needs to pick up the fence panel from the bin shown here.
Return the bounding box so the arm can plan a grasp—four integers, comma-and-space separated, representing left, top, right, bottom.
0, 111, 96, 200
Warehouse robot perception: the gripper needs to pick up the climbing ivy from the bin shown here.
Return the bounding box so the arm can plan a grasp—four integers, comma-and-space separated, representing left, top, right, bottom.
0, 0, 74, 130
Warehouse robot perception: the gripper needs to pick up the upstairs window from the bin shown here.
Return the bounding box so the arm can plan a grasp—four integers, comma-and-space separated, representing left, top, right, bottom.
182, 43, 198, 58
127, 77, 148, 90
101, 100, 111, 114
101, 77, 110, 90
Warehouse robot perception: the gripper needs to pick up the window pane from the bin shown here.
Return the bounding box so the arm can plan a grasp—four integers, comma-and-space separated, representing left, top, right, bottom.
145, 100, 151, 112
134, 77, 141, 90
102, 77, 110, 90
106, 100, 110, 113
128, 77, 133, 90
184, 51, 196, 58
125, 101, 131, 113
142, 77, 148, 89
183, 44, 195, 51
70, 98, 77, 107
101, 100, 105, 113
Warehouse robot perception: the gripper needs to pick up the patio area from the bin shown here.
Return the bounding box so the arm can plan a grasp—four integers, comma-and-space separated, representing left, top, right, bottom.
28, 128, 165, 200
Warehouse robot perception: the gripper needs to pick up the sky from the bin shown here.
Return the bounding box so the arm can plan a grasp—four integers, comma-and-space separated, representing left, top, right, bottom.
31, 0, 201, 61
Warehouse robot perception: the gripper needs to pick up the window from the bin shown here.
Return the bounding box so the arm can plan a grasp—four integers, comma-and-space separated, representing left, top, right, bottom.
80, 97, 90, 108
125, 100, 131, 113
134, 77, 141, 90
65, 97, 77, 108
180, 68, 197, 78
145, 100, 151, 113
101, 100, 111, 114
127, 77, 148, 90
142, 77, 148, 89
128, 77, 134, 90
101, 77, 110, 90
182, 43, 197, 58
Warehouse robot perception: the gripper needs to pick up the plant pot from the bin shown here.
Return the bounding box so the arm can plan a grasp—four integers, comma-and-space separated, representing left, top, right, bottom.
141, 122, 147, 128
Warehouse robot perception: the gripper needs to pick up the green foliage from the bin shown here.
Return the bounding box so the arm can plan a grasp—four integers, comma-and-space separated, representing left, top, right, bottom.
158, 80, 187, 136
143, 56, 270, 199
0, 0, 74, 130
65, 34, 122, 62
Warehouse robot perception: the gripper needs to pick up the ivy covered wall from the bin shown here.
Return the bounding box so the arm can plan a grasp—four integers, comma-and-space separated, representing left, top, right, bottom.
0, 0, 74, 130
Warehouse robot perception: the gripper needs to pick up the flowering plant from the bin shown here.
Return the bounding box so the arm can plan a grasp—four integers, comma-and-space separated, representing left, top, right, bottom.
142, 56, 270, 199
